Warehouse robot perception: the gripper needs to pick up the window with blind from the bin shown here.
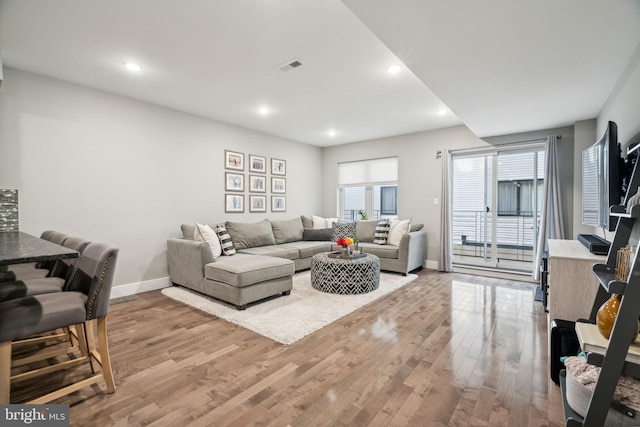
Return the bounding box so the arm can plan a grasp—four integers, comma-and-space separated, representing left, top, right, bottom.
338, 157, 398, 221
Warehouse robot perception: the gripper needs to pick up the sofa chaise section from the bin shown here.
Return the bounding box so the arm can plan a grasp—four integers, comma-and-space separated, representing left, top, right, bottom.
167, 237, 294, 309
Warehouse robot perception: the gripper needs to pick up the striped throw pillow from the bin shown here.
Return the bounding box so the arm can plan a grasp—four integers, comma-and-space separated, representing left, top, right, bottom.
373, 219, 391, 245
214, 225, 236, 256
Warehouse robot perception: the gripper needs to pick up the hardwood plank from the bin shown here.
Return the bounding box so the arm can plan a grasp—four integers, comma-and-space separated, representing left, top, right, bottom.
8, 270, 564, 426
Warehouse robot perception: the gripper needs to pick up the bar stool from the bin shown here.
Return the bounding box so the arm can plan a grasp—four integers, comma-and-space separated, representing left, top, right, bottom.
0, 242, 119, 404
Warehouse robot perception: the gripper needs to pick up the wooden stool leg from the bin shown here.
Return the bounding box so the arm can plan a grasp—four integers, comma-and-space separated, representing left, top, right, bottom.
0, 341, 11, 403
97, 317, 116, 393
74, 323, 91, 361
83, 320, 101, 373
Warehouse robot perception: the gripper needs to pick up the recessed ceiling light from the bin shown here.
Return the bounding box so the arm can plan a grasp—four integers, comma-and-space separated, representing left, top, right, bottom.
437, 108, 448, 116
123, 62, 142, 72
258, 107, 269, 115
328, 129, 336, 137
386, 65, 401, 74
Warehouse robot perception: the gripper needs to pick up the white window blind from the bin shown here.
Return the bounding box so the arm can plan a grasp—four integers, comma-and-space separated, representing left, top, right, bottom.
338, 157, 398, 186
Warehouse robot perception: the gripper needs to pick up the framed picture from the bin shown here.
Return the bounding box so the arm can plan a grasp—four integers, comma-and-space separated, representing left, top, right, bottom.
225, 150, 244, 171
271, 195, 286, 212
225, 194, 244, 213
271, 158, 286, 176
249, 195, 267, 213
249, 155, 266, 173
271, 177, 286, 194
249, 175, 266, 193
225, 172, 244, 192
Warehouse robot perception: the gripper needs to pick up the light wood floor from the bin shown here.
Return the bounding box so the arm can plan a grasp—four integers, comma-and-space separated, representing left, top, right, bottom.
11, 270, 566, 426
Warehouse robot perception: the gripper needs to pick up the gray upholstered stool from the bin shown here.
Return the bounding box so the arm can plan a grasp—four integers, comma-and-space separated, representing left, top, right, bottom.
311, 252, 380, 294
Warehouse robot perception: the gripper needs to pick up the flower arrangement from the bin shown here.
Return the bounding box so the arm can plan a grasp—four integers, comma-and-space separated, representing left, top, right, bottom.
336, 237, 354, 247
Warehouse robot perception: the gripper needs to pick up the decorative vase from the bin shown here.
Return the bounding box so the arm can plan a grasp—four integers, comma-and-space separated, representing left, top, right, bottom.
627, 186, 640, 213
596, 293, 639, 341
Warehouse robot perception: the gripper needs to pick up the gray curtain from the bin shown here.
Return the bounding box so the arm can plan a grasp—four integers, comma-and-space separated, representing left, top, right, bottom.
439, 151, 452, 272
533, 135, 565, 280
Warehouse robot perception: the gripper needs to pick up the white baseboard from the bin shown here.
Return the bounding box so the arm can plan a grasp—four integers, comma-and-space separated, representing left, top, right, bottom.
425, 260, 439, 270
110, 276, 171, 299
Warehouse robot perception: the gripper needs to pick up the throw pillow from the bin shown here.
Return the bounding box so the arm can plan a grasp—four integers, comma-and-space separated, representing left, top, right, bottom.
214, 225, 236, 256
388, 218, 412, 246
302, 228, 333, 241
373, 219, 391, 245
332, 222, 356, 241
311, 215, 339, 229
194, 223, 222, 258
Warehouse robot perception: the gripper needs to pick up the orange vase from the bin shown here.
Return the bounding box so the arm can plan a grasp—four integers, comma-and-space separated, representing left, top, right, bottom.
596, 294, 639, 341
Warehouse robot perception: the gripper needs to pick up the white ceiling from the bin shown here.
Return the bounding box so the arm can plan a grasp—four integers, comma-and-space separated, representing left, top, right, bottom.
1, 1, 639, 147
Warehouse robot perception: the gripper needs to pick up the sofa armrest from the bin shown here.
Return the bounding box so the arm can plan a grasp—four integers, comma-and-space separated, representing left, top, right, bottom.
167, 238, 213, 287
397, 231, 427, 274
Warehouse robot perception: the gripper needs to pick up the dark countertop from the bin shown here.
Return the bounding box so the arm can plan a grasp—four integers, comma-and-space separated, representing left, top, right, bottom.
0, 231, 79, 266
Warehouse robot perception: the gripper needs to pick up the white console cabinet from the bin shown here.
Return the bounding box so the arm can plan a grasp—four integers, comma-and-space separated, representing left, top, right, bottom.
547, 239, 605, 322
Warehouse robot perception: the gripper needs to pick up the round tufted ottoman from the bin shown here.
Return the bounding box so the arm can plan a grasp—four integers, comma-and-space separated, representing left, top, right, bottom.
310, 252, 380, 294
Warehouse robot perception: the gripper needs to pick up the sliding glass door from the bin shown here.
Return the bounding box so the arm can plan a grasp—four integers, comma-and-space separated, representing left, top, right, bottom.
451, 144, 545, 273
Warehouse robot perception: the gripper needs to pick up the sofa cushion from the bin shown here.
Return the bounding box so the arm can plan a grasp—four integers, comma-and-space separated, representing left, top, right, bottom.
355, 220, 379, 243
354, 243, 399, 259
312, 215, 338, 229
278, 241, 332, 258
214, 225, 236, 256
225, 219, 275, 250
194, 223, 222, 258
301, 215, 313, 229
302, 228, 332, 241
237, 245, 299, 260
332, 222, 356, 241
410, 223, 424, 232
373, 219, 391, 245
388, 219, 412, 246
181, 224, 196, 240
271, 217, 304, 244
204, 254, 294, 288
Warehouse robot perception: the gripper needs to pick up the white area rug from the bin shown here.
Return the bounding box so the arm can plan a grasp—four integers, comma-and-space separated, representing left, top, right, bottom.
161, 271, 417, 345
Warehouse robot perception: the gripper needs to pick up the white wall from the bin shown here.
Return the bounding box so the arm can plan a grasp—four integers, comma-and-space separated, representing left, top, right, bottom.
322, 125, 491, 268
594, 42, 640, 241
0, 68, 323, 292
598, 42, 640, 149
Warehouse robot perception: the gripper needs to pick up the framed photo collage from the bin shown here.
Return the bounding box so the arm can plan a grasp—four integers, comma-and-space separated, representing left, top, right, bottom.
224, 150, 286, 213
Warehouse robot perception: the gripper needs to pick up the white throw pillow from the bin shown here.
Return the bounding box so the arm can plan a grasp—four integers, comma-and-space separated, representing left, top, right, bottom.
311, 215, 339, 229
194, 223, 222, 258
387, 218, 412, 246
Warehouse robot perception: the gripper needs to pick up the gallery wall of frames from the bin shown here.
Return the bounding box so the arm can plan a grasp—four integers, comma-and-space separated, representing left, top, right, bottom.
224, 150, 287, 213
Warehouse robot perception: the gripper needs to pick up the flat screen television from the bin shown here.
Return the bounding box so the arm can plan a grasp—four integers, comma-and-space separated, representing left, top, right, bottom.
582, 121, 621, 232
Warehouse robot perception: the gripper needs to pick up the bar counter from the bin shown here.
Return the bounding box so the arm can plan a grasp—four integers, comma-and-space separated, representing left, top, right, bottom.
0, 231, 78, 266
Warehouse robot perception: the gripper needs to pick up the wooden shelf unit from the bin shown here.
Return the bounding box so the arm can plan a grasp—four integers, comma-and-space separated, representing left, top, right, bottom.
559, 203, 640, 425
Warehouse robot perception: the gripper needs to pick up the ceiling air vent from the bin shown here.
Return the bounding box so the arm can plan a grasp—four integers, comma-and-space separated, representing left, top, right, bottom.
277, 58, 305, 72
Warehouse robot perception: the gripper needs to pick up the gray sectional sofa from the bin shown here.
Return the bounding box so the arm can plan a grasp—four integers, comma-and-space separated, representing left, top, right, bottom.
167, 216, 427, 309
